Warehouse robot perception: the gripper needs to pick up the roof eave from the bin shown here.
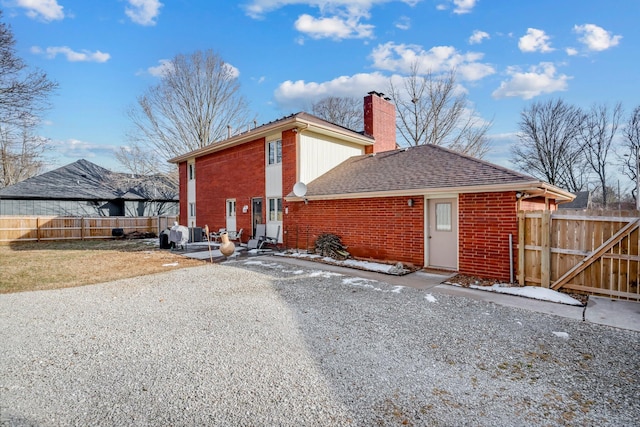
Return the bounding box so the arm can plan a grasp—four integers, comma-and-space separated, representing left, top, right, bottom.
285, 181, 575, 202
168, 116, 373, 164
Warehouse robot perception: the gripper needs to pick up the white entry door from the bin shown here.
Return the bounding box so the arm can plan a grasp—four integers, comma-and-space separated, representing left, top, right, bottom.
226, 199, 236, 232
427, 198, 458, 269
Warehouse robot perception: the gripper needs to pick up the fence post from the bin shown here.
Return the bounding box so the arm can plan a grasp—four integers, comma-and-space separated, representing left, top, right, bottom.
518, 211, 525, 286
81, 217, 85, 240
541, 210, 551, 288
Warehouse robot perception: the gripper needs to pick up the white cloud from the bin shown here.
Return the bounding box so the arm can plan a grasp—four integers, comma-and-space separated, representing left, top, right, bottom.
274, 72, 389, 109
468, 30, 489, 45
573, 23, 622, 51
395, 15, 411, 30
436, 0, 477, 14
146, 59, 174, 77
243, 0, 421, 39
451, 0, 476, 14
125, 0, 163, 26
244, 0, 422, 19
31, 46, 111, 63
518, 28, 554, 53
565, 47, 578, 56
52, 139, 118, 159
492, 62, 570, 100
294, 13, 374, 39
370, 42, 495, 81
223, 63, 241, 79
15, 0, 64, 21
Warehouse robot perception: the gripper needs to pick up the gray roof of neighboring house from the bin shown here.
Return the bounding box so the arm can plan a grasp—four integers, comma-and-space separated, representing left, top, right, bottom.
301, 144, 542, 197
558, 190, 590, 209
0, 159, 178, 201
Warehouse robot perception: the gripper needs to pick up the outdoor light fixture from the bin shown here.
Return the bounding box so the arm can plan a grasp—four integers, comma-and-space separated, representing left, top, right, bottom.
515, 192, 523, 200
407, 198, 414, 207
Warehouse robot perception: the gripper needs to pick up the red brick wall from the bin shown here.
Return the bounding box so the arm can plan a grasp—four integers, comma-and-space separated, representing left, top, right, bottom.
458, 192, 518, 281
282, 129, 298, 200
363, 93, 397, 154
285, 196, 424, 267
193, 139, 266, 242
178, 162, 187, 224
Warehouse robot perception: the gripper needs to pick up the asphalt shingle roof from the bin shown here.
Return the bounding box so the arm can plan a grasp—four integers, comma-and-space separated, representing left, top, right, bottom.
0, 159, 177, 201
303, 144, 539, 197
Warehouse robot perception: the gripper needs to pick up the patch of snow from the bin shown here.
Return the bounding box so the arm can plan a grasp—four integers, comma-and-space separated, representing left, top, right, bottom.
309, 270, 343, 278
552, 331, 570, 339
341, 277, 405, 294
425, 293, 437, 303
282, 269, 305, 275
467, 284, 584, 306
162, 262, 179, 267
243, 260, 282, 269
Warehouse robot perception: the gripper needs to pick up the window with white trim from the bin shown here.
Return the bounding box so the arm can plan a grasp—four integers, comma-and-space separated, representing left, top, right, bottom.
189, 202, 196, 217
268, 198, 283, 221
267, 140, 282, 165
188, 163, 195, 180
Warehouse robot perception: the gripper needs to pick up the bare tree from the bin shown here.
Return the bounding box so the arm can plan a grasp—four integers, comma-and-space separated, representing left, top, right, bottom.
0, 11, 57, 187
621, 105, 640, 201
127, 50, 254, 163
578, 102, 622, 207
511, 99, 587, 192
311, 96, 363, 130
387, 64, 491, 158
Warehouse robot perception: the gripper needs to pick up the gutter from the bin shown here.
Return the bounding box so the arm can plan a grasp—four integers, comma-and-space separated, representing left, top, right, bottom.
285, 181, 576, 203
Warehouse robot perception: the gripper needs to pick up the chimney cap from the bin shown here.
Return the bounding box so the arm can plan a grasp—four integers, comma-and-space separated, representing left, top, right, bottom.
368, 90, 385, 98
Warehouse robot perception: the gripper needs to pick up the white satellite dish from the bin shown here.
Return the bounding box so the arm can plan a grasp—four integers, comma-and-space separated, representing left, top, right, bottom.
293, 182, 307, 197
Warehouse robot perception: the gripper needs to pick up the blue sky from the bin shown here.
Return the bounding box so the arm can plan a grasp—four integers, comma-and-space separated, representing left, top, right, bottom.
4, 0, 639, 177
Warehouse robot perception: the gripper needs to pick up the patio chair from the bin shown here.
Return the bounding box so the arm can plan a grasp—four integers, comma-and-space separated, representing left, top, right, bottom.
247, 224, 266, 250
228, 228, 243, 242
259, 225, 281, 250
210, 228, 226, 243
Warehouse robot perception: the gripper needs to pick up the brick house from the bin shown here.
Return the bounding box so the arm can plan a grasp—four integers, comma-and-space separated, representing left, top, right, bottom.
169, 91, 573, 280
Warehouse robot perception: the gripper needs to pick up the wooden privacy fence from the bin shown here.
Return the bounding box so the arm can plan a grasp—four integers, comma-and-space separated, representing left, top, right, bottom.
0, 216, 178, 242
519, 209, 640, 301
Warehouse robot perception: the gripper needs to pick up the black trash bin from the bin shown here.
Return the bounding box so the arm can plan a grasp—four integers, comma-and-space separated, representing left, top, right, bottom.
159, 229, 171, 249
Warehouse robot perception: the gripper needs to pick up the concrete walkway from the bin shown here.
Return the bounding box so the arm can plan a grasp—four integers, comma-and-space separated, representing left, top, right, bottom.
246, 255, 640, 333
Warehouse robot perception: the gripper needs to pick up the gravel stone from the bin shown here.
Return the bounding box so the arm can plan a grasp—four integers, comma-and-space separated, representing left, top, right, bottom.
1, 259, 638, 426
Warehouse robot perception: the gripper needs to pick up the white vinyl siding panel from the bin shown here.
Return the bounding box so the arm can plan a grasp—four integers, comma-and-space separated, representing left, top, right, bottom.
265, 163, 282, 197
298, 131, 364, 184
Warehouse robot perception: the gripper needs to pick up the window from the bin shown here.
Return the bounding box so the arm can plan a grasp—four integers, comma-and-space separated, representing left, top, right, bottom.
267, 140, 282, 165
268, 198, 283, 221
189, 202, 196, 217
188, 163, 195, 180
435, 202, 452, 231
227, 200, 236, 217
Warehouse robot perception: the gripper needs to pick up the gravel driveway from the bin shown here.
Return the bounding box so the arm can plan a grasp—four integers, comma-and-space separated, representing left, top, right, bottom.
1, 257, 639, 426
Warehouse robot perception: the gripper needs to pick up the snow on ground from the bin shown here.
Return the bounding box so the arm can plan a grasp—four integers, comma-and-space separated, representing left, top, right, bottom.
342, 277, 405, 293
463, 283, 584, 306
245, 253, 583, 306
276, 252, 409, 275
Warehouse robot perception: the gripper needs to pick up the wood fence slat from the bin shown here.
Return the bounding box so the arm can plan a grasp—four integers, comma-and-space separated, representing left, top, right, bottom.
0, 215, 177, 242
551, 219, 640, 290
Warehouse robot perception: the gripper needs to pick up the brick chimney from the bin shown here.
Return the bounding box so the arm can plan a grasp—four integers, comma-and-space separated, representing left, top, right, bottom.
363, 91, 397, 154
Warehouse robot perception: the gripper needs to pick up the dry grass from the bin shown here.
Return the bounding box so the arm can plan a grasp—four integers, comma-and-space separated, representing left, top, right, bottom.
0, 239, 206, 294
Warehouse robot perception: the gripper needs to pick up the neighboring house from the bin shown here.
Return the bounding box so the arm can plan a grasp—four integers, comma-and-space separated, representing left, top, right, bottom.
0, 159, 178, 217
169, 91, 574, 280
558, 191, 591, 210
